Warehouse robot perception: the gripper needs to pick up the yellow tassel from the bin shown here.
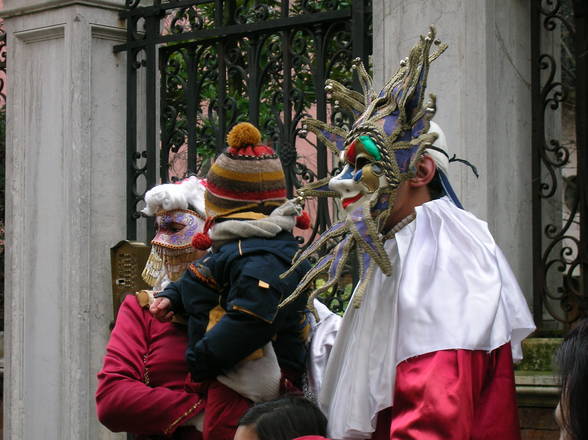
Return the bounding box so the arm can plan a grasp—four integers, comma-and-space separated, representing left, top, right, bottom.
226, 122, 261, 148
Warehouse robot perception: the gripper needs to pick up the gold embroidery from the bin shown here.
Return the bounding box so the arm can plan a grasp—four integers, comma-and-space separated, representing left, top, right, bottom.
143, 353, 151, 385
155, 208, 205, 221
232, 305, 273, 325
188, 263, 218, 289
164, 399, 204, 435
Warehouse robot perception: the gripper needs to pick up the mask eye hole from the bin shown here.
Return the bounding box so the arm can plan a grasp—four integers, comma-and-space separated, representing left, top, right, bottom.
167, 222, 185, 233
355, 157, 371, 170
158, 220, 185, 233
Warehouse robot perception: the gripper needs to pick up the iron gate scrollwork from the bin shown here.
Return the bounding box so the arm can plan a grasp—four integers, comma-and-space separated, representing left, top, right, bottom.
531, 0, 588, 331
116, 0, 372, 314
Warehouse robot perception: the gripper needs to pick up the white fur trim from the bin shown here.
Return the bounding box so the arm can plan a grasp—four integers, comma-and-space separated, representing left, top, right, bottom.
142, 176, 206, 217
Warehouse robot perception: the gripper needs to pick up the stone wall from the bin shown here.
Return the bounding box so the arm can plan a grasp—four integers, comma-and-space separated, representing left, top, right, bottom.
2, 1, 127, 438
516, 338, 562, 440
372, 0, 534, 304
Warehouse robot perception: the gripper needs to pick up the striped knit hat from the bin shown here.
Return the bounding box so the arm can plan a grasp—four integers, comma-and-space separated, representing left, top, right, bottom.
205, 122, 287, 219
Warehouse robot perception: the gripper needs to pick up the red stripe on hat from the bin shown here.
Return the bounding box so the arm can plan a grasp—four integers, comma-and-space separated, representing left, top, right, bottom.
207, 181, 287, 201
227, 145, 276, 156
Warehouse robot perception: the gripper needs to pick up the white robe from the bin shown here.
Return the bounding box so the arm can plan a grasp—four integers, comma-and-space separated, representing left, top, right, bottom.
319, 197, 535, 440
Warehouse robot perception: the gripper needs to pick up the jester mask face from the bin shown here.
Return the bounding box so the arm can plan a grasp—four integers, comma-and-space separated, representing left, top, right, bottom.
329, 135, 388, 214
279, 27, 448, 314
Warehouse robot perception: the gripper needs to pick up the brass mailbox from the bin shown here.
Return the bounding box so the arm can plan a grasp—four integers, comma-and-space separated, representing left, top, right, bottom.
110, 240, 151, 319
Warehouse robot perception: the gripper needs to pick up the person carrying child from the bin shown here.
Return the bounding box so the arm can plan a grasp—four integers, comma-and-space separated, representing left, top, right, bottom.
151, 122, 311, 440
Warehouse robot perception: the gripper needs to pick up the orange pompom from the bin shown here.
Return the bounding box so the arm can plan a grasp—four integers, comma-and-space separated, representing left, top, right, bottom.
191, 232, 212, 250
295, 210, 311, 230
226, 122, 261, 149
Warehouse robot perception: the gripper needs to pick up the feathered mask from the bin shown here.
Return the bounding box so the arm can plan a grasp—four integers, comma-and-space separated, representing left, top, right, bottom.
279, 27, 448, 315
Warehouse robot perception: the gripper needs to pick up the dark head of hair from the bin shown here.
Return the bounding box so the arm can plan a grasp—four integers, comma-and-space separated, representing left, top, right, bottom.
238, 395, 328, 440
556, 319, 588, 440
426, 170, 445, 200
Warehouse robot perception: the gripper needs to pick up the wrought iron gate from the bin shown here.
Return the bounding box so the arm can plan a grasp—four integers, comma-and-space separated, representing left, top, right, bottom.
115, 0, 372, 242
531, 0, 588, 331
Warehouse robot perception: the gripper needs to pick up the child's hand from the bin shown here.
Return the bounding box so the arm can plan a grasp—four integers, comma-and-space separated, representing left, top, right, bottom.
149, 297, 174, 322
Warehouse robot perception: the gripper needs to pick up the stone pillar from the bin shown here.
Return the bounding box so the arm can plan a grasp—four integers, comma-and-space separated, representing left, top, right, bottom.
2, 1, 127, 438
373, 0, 533, 302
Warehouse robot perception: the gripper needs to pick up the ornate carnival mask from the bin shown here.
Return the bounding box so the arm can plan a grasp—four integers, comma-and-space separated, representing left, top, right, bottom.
141, 177, 207, 289
329, 135, 387, 213
280, 27, 448, 313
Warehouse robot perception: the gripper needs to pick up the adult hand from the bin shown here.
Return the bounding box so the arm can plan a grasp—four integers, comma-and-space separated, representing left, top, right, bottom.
149, 297, 174, 322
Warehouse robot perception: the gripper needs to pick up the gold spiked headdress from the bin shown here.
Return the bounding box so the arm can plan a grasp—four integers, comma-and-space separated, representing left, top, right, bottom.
280, 27, 447, 315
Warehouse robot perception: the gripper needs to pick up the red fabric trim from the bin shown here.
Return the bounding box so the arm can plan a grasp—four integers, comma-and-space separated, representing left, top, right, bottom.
345, 141, 357, 165
370, 345, 520, 440
227, 145, 276, 156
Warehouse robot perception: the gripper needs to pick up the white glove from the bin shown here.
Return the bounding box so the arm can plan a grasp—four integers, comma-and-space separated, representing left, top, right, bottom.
217, 343, 281, 403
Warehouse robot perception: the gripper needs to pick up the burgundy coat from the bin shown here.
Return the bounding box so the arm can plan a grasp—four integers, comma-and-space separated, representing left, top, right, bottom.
96, 294, 295, 440
96, 295, 204, 439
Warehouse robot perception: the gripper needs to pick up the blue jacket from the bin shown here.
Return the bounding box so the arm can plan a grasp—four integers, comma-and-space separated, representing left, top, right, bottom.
158, 231, 311, 382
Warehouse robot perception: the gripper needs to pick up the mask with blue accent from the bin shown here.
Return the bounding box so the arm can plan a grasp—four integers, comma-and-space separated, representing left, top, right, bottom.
280, 27, 473, 314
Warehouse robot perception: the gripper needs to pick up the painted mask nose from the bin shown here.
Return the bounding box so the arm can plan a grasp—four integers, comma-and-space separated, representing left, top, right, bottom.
329, 166, 362, 196
329, 177, 355, 195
